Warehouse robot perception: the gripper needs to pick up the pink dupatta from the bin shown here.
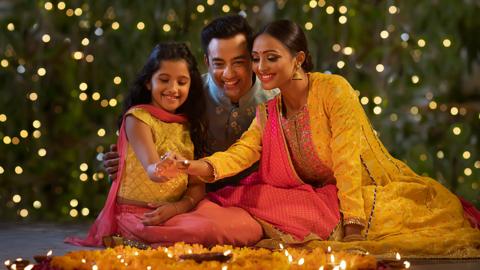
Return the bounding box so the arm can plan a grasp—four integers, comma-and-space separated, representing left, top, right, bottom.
209, 98, 340, 241
66, 104, 187, 246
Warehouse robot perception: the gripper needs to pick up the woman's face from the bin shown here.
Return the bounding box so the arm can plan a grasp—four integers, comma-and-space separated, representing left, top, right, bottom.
147, 60, 191, 113
251, 34, 297, 90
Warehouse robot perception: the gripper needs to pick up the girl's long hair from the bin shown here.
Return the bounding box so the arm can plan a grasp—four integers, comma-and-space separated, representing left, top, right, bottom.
121, 42, 208, 158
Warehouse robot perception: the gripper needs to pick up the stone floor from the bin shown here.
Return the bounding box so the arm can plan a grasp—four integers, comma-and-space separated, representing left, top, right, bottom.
0, 222, 479, 269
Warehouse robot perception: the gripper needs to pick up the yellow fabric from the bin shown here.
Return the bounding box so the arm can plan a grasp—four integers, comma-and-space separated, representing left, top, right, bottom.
204, 73, 480, 256
117, 107, 193, 204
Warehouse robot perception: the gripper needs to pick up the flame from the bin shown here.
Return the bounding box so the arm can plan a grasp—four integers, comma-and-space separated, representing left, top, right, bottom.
223, 250, 232, 256
81, 259, 86, 263
4, 260, 11, 266
319, 266, 324, 270
327, 246, 332, 253
395, 252, 401, 260
404, 261, 411, 268
340, 259, 347, 269
330, 254, 335, 263
92, 264, 98, 270
25, 265, 34, 270
222, 265, 228, 270
288, 255, 293, 263
279, 243, 284, 250
47, 250, 53, 256
298, 258, 305, 265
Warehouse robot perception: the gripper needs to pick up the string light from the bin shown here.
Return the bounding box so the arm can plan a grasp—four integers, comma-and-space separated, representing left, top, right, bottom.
7, 23, 15, 31
380, 30, 389, 39
162, 24, 171, 32
44, 2, 53, 10
309, 0, 317, 8
207, 0, 215, 5
305, 22, 313, 30
80, 163, 88, 171
343, 47, 353, 55
13, 194, 21, 203
19, 209, 29, 218
57, 2, 66, 10
197, 5, 205, 13
1, 59, 8, 67
360, 97, 369, 105
37, 68, 47, 76
137, 22, 145, 30
332, 44, 341, 52
70, 199, 79, 207
326, 6, 334, 14
428, 101, 437, 110
42, 34, 51, 43
222, 5, 230, 13
33, 120, 41, 128
97, 129, 106, 137
443, 39, 451, 47
452, 126, 461, 135
28, 92, 38, 101
373, 106, 382, 115
70, 209, 79, 217
388, 5, 398, 14
38, 148, 47, 157
111, 22, 120, 30
373, 96, 382, 105
74, 8, 83, 16
376, 64, 384, 72
417, 39, 426, 47
85, 55, 95, 62
15, 166, 23, 174
113, 76, 122, 85
450, 107, 459, 115
337, 61, 345, 69
109, 99, 118, 107
81, 208, 90, 216
338, 16, 347, 24
33, 201, 42, 209
81, 38, 90, 46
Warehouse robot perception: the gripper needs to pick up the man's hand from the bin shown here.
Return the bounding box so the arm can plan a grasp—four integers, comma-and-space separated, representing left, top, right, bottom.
103, 144, 120, 181
141, 202, 178, 225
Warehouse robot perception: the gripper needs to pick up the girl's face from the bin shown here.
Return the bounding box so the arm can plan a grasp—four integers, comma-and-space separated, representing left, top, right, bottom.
147, 60, 191, 113
251, 34, 297, 90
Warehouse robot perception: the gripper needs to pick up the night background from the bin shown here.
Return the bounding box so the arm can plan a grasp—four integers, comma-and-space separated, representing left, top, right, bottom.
0, 0, 479, 222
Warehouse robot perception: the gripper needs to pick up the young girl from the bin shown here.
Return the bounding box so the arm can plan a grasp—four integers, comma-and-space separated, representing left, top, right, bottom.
66, 42, 209, 247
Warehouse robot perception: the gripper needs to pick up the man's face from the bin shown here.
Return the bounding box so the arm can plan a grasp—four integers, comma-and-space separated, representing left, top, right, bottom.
205, 34, 253, 103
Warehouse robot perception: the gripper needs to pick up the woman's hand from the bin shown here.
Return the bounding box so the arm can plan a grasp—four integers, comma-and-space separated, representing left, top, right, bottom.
147, 152, 183, 182
141, 202, 179, 225
343, 224, 364, 242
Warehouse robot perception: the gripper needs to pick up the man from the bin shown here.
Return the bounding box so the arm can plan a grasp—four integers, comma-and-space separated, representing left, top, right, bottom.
104, 15, 278, 190
102, 15, 278, 245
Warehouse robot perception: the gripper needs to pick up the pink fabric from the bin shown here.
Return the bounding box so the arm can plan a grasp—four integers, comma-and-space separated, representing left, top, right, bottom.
209, 98, 340, 241
116, 199, 262, 247
66, 105, 187, 246
459, 196, 480, 229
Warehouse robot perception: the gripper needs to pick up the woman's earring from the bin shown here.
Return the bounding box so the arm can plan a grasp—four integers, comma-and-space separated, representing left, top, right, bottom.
292, 64, 303, 80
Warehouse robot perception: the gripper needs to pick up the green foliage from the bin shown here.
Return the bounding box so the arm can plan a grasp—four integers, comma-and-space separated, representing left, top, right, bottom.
0, 0, 478, 221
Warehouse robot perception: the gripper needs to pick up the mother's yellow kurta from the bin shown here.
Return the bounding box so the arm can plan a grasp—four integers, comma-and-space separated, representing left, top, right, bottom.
204, 72, 480, 257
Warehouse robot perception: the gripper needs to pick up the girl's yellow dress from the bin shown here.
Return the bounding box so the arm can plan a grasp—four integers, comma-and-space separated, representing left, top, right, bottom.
204, 72, 480, 257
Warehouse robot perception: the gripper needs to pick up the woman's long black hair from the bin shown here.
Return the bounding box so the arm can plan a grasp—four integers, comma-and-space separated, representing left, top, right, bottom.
121, 42, 208, 158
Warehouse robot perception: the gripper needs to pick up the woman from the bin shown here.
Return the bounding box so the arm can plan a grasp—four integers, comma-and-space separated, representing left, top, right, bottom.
167, 20, 480, 256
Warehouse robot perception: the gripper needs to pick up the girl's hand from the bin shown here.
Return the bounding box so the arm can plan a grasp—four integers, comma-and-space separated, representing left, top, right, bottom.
147, 152, 180, 181
141, 202, 179, 225
343, 224, 364, 242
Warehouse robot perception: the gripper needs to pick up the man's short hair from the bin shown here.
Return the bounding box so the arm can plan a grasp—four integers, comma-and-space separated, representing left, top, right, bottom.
201, 15, 253, 56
